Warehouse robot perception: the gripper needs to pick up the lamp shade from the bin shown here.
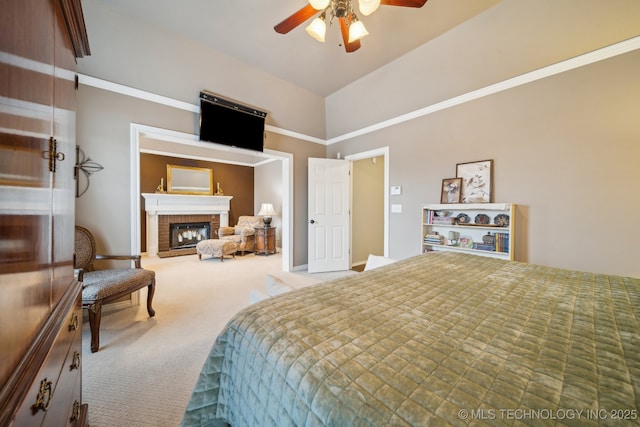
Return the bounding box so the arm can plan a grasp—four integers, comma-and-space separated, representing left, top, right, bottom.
258, 203, 277, 217
305, 17, 326, 42
358, 0, 381, 16
348, 19, 369, 43
308, 0, 330, 10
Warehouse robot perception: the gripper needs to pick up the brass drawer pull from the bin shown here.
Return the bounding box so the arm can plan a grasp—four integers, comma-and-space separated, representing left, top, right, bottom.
70, 351, 81, 371
31, 378, 53, 414
68, 314, 79, 331
70, 400, 81, 422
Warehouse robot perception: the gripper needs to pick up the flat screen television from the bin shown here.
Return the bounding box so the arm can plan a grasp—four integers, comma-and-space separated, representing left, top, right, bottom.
199, 92, 267, 152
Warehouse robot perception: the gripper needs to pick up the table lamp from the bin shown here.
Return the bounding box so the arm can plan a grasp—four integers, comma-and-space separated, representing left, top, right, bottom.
258, 203, 277, 227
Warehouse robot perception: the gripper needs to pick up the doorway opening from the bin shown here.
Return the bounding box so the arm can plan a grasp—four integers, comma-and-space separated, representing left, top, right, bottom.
346, 147, 389, 268
129, 123, 293, 272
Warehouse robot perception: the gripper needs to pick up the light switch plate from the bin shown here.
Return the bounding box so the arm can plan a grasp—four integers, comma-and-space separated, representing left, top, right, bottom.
391, 185, 402, 195
391, 204, 402, 213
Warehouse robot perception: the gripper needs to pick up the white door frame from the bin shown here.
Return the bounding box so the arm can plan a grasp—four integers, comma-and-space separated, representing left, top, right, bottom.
129, 123, 293, 272
345, 147, 390, 258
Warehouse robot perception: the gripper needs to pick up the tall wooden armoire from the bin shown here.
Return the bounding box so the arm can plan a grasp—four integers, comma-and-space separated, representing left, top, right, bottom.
0, 0, 90, 425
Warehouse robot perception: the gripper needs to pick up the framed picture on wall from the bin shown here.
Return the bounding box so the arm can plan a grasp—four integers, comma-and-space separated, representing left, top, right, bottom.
440, 178, 462, 204
456, 159, 493, 203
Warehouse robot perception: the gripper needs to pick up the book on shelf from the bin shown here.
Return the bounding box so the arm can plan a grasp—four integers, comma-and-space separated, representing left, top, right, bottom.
431, 216, 455, 225
424, 233, 445, 244
495, 232, 509, 253
473, 243, 495, 251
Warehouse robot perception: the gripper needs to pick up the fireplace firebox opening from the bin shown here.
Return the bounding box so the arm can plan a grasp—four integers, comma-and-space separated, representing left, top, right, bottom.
169, 222, 211, 250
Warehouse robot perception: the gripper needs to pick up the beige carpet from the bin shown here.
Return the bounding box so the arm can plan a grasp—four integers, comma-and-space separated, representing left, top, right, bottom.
82, 252, 355, 427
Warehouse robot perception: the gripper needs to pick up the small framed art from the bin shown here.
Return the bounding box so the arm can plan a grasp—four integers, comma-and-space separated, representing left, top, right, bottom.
456, 159, 493, 203
441, 178, 462, 204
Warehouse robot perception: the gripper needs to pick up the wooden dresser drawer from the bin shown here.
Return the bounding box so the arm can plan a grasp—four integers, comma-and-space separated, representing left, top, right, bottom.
41, 323, 83, 426
11, 293, 83, 426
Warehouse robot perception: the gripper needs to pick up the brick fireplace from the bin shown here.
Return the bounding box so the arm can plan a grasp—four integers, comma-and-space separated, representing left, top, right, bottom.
158, 215, 218, 252
142, 194, 232, 256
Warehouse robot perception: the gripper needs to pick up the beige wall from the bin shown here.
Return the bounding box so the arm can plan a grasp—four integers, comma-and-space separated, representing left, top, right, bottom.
78, 0, 326, 139
328, 51, 640, 277
75, 86, 195, 253
323, 0, 640, 277
255, 160, 283, 248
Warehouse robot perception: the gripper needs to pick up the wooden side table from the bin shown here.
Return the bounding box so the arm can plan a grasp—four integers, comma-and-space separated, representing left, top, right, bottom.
255, 226, 276, 256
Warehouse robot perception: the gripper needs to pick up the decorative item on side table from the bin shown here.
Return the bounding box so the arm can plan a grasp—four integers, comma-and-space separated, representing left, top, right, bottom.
258, 203, 277, 227
456, 159, 493, 203
440, 177, 462, 204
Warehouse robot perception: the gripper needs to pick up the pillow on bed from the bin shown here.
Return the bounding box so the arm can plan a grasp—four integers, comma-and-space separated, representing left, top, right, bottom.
249, 289, 269, 305
265, 274, 293, 296
363, 254, 398, 271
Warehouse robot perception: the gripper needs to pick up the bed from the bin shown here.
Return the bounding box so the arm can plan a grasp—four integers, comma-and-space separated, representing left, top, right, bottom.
182, 252, 640, 426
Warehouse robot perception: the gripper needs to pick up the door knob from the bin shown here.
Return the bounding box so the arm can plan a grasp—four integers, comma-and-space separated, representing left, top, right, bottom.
309, 219, 315, 224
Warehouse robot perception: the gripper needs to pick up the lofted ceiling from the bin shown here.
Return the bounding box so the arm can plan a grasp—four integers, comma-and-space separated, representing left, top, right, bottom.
98, 0, 501, 97
90, 0, 640, 166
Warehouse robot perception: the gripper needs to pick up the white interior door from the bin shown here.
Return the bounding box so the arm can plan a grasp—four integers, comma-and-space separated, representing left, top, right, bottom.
308, 158, 350, 273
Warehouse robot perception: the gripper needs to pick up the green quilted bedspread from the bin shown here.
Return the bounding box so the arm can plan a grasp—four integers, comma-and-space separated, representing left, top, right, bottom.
182, 252, 640, 426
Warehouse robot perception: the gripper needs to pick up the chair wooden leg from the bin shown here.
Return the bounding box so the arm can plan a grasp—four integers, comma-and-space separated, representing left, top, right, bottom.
88, 300, 102, 353
146, 280, 156, 317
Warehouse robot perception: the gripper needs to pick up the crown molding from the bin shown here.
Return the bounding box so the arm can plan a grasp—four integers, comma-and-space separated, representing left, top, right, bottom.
77, 35, 640, 146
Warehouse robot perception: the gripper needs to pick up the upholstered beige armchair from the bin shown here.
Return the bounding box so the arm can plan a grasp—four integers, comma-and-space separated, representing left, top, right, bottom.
219, 215, 265, 255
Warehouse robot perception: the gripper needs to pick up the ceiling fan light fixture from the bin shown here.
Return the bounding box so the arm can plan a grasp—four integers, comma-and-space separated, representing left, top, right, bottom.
308, 0, 331, 10
358, 0, 381, 16
305, 15, 327, 42
347, 16, 369, 43
277, 0, 427, 53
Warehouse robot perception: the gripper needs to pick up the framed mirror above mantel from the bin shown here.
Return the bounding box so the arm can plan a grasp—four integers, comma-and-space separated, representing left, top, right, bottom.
167, 164, 213, 195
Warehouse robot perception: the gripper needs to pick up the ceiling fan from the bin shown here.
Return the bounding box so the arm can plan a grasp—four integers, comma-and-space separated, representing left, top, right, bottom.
274, 0, 428, 53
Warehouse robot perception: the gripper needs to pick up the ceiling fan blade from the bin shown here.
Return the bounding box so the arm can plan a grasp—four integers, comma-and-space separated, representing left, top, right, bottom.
380, 0, 427, 7
339, 17, 361, 53
274, 4, 319, 34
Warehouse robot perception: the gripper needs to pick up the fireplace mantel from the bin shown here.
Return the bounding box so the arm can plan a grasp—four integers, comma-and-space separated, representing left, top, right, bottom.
142, 193, 233, 256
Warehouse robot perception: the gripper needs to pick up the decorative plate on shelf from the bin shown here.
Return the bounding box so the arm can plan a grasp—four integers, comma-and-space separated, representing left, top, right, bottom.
494, 214, 510, 227
474, 214, 490, 225
456, 213, 471, 224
